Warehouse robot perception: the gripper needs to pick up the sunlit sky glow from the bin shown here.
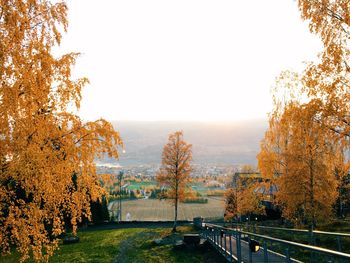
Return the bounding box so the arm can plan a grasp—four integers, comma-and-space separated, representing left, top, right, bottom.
60, 0, 322, 122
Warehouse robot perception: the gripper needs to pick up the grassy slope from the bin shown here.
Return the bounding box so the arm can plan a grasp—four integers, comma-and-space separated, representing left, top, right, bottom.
0, 226, 226, 263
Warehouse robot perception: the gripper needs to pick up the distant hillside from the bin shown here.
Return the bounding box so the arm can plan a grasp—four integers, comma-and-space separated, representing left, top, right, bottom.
101, 120, 268, 166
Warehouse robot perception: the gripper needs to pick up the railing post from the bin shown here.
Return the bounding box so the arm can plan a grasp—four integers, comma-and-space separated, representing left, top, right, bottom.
213, 229, 216, 245
220, 230, 223, 249
213, 228, 215, 243
224, 231, 227, 256
263, 240, 268, 263
236, 231, 242, 262
216, 229, 219, 247
337, 235, 342, 252
249, 238, 253, 263
309, 228, 315, 263
337, 235, 343, 263
229, 233, 233, 263
285, 246, 290, 263
217, 229, 219, 247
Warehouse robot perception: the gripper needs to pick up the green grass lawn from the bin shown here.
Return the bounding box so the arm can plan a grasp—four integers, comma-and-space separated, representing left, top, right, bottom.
0, 226, 226, 263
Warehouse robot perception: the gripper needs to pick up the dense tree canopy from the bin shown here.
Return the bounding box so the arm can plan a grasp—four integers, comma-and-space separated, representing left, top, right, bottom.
0, 1, 122, 261
258, 101, 341, 227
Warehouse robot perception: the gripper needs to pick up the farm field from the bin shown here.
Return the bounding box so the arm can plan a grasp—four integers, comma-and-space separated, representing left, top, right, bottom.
109, 197, 225, 221
124, 181, 224, 194
125, 181, 158, 190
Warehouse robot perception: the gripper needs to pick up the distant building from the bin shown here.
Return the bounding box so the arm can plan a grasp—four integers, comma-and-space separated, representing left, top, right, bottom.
231, 172, 263, 188
232, 172, 278, 210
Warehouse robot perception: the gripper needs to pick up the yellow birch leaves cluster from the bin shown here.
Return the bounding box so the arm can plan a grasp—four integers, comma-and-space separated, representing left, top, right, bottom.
0, 1, 122, 261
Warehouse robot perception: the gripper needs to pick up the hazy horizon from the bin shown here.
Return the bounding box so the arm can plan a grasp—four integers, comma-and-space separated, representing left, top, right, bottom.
109, 118, 268, 124
98, 120, 268, 166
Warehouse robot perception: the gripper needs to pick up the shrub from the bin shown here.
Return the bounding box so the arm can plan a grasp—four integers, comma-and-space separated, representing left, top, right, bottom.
182, 197, 208, 204
207, 190, 225, 196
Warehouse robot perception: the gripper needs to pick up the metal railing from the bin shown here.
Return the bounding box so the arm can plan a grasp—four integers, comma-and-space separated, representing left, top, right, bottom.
202, 223, 350, 263
236, 223, 350, 253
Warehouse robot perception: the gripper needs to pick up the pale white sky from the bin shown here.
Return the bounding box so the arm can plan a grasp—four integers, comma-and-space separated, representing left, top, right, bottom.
60, 0, 322, 122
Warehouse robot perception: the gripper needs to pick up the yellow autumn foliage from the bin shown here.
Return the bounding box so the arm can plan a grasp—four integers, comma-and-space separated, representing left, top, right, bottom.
156, 131, 192, 232
224, 174, 264, 222
297, 0, 350, 145
0, 1, 122, 261
258, 100, 343, 227
257, 1, 350, 227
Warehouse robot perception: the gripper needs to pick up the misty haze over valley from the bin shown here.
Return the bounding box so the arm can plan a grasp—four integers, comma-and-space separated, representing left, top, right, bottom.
99, 120, 268, 166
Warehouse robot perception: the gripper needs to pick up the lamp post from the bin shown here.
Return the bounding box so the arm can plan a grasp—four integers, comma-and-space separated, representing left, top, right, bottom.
118, 170, 124, 222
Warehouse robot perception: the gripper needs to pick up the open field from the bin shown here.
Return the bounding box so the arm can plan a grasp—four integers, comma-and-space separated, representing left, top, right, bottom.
124, 181, 224, 197
109, 197, 225, 221
0, 226, 225, 263
125, 181, 158, 190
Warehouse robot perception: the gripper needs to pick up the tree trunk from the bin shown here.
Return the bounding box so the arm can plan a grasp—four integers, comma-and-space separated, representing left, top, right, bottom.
173, 197, 178, 232
339, 193, 343, 217
308, 156, 315, 245
338, 184, 344, 218
310, 160, 315, 229
308, 223, 314, 245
